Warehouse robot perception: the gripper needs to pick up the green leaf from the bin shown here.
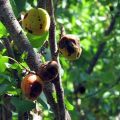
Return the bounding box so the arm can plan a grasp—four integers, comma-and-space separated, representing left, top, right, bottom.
7, 88, 21, 95
27, 0, 37, 7
38, 92, 50, 110
65, 98, 74, 111
9, 0, 19, 17
0, 22, 7, 37
20, 62, 29, 69
10, 63, 19, 69
0, 84, 8, 95
0, 55, 9, 72
52, 91, 57, 102
5, 63, 12, 69
11, 97, 35, 112
14, 0, 27, 12
21, 51, 28, 61
0, 74, 11, 83
27, 32, 48, 48
10, 61, 28, 70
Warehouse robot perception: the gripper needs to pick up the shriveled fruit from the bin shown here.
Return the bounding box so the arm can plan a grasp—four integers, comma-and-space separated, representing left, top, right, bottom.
37, 61, 59, 82
21, 74, 43, 101
58, 34, 82, 60
22, 8, 50, 35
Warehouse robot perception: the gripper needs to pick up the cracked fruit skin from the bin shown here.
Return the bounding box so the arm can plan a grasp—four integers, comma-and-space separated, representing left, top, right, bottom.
21, 74, 43, 101
37, 61, 59, 82
58, 35, 82, 60
22, 8, 50, 35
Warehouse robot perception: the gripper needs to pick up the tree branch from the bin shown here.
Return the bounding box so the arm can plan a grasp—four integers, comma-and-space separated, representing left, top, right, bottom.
86, 11, 120, 74
46, 0, 71, 120
86, 42, 106, 74
43, 83, 59, 119
37, 1, 59, 119
37, 0, 46, 8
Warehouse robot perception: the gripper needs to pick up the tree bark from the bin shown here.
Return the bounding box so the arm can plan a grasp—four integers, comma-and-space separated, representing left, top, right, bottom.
46, 0, 71, 120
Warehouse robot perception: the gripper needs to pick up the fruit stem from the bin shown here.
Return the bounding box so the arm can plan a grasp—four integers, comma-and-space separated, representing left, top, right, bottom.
7, 56, 31, 73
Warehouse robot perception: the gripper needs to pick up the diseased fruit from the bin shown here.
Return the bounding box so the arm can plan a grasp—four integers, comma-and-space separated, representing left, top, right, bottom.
21, 74, 43, 100
58, 34, 82, 60
22, 8, 50, 35
37, 61, 58, 82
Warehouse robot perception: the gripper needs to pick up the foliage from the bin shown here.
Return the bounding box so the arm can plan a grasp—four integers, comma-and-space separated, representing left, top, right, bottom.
0, 0, 120, 120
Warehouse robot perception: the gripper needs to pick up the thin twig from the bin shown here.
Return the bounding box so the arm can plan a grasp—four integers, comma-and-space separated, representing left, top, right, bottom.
2, 37, 15, 60
46, 0, 71, 120
86, 11, 120, 74
86, 42, 106, 74
37, 1, 59, 119
59, 26, 65, 39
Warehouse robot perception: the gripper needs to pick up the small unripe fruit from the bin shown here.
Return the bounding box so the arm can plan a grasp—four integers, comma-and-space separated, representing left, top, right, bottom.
58, 34, 82, 60
22, 8, 50, 35
37, 61, 59, 82
21, 74, 43, 101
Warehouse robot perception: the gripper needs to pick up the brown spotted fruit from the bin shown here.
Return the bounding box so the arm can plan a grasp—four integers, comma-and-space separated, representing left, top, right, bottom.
37, 61, 59, 82
58, 34, 82, 60
21, 74, 43, 101
22, 8, 50, 35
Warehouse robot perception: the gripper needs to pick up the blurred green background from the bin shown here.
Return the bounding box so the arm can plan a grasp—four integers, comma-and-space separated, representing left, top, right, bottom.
0, 0, 120, 120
